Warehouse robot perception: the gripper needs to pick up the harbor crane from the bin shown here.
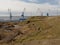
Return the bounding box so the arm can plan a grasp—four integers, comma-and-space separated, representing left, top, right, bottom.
8, 9, 12, 21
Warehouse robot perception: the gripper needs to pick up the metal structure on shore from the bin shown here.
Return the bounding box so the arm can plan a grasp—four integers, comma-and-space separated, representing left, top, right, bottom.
19, 8, 26, 21
8, 9, 12, 21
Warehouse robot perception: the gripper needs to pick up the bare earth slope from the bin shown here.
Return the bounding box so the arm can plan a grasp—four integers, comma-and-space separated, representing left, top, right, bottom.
0, 16, 60, 45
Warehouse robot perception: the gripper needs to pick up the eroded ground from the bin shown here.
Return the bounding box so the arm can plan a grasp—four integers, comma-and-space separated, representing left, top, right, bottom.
0, 16, 60, 45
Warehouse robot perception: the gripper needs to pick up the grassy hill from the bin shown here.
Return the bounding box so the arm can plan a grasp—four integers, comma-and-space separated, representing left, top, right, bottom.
0, 16, 60, 45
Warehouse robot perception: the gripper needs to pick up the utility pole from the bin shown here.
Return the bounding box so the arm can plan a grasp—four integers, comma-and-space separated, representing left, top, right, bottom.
8, 9, 12, 21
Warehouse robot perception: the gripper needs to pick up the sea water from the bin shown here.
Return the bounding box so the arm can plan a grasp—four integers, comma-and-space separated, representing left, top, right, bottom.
0, 15, 29, 22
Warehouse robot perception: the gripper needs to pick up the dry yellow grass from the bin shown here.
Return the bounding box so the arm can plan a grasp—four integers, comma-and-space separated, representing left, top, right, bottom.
0, 16, 60, 45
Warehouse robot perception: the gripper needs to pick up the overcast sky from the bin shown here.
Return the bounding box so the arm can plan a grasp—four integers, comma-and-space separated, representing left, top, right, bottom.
0, 0, 60, 16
